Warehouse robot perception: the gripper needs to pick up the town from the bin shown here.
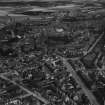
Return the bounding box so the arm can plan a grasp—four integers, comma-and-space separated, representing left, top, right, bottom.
0, 0, 105, 105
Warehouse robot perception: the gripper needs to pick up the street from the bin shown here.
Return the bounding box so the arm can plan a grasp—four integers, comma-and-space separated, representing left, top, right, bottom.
62, 57, 100, 105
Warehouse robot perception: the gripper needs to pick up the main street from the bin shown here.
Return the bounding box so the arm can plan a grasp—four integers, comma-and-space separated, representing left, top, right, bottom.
62, 57, 100, 105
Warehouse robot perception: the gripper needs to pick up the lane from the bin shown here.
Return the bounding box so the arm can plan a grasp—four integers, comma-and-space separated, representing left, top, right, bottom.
62, 57, 100, 105
0, 75, 50, 105
83, 32, 104, 56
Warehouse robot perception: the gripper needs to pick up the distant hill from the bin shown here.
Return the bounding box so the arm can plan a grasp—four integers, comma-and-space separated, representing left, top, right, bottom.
0, 0, 72, 2
0, 1, 49, 7
0, 0, 72, 7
